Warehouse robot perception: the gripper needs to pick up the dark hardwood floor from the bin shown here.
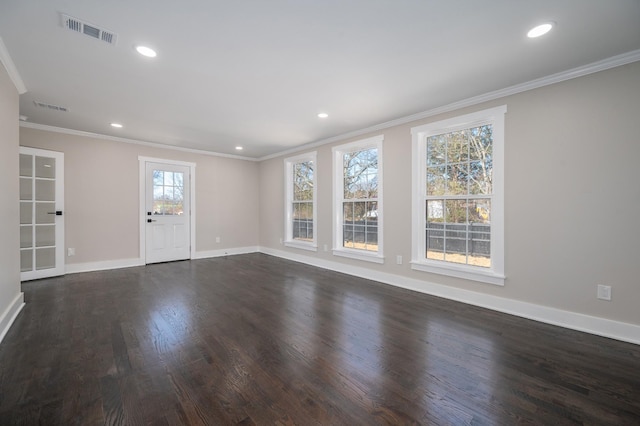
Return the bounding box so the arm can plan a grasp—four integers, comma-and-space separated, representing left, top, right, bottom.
0, 253, 638, 425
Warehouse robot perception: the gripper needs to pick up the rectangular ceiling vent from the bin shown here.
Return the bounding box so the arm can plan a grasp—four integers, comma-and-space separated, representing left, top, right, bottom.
34, 101, 68, 113
61, 13, 117, 45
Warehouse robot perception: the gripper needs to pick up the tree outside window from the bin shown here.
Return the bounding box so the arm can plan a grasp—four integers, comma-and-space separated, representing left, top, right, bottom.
411, 105, 505, 285
425, 125, 492, 267
284, 152, 317, 250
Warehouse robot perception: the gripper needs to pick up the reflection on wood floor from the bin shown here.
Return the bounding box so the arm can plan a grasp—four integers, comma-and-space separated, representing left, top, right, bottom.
1, 253, 638, 424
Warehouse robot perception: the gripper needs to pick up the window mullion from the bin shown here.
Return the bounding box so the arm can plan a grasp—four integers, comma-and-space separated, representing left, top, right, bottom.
425, 194, 490, 201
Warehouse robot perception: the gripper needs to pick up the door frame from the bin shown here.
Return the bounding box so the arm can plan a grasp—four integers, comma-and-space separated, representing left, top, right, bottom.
19, 146, 65, 281
138, 156, 196, 263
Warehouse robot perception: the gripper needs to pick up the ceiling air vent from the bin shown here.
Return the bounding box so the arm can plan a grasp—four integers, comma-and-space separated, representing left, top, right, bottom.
34, 101, 68, 113
61, 13, 117, 46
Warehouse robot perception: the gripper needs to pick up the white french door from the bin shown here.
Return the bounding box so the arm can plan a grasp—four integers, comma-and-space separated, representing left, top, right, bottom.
19, 147, 65, 281
142, 159, 194, 264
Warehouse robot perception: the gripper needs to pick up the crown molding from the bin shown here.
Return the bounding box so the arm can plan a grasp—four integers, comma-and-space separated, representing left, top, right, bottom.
0, 37, 27, 94
16, 49, 640, 163
19, 121, 258, 162
259, 49, 640, 162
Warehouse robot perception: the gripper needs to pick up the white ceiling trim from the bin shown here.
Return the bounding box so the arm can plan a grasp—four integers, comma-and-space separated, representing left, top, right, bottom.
0, 37, 27, 94
19, 121, 258, 162
259, 49, 640, 161
16, 49, 640, 163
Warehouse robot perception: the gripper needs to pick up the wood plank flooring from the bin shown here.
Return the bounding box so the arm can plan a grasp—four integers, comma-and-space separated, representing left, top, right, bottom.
0, 253, 639, 425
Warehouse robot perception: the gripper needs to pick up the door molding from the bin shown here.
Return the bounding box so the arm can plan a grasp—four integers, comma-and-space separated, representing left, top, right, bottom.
138, 156, 196, 263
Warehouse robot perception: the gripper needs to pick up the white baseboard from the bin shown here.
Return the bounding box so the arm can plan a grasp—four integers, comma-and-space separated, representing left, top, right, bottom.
58, 247, 639, 345
65, 247, 261, 274
0, 292, 25, 344
194, 246, 259, 259
259, 247, 640, 346
65, 258, 144, 274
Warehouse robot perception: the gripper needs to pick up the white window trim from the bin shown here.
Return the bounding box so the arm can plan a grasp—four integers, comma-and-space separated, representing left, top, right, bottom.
332, 135, 384, 264
410, 105, 506, 286
284, 151, 317, 251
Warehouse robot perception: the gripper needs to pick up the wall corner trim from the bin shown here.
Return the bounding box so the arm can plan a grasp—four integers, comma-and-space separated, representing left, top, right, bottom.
0, 293, 25, 344
0, 37, 27, 94
258, 246, 640, 346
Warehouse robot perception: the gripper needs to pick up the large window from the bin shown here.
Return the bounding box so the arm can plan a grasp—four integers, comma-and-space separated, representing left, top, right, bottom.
332, 135, 383, 263
411, 106, 505, 285
284, 152, 317, 251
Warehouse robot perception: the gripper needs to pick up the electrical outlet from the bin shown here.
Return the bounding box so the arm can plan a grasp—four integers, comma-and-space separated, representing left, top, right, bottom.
597, 285, 612, 301
215, 236, 221, 243
324, 244, 328, 252
396, 255, 403, 265
67, 247, 75, 256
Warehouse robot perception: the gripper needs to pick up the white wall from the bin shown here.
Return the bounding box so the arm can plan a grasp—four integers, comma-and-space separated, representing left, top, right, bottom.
259, 62, 640, 337
20, 128, 260, 268
0, 61, 24, 342
11, 60, 640, 344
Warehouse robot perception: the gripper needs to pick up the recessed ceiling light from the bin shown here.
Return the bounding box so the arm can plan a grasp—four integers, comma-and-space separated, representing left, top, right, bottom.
110, 123, 123, 128
317, 113, 329, 118
135, 45, 157, 58
527, 22, 554, 38
235, 146, 243, 150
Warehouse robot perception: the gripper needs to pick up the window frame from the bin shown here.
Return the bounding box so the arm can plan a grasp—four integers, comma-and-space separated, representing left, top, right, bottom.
284, 151, 317, 251
411, 106, 506, 285
332, 135, 384, 264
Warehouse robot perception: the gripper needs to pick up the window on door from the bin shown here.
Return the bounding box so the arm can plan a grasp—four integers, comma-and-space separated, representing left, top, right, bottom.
152, 170, 185, 215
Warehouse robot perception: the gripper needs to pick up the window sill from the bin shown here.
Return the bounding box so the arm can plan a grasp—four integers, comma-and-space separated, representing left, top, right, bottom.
410, 260, 505, 286
333, 248, 384, 264
284, 241, 317, 252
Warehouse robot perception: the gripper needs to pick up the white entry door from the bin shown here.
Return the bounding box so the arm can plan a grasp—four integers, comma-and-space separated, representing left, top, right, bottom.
19, 147, 65, 281
144, 161, 192, 264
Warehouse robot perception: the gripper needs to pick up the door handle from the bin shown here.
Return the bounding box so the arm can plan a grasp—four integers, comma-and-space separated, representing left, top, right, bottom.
47, 211, 63, 216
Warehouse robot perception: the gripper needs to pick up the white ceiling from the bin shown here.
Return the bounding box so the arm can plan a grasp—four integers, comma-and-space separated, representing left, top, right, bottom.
1, 1, 639, 159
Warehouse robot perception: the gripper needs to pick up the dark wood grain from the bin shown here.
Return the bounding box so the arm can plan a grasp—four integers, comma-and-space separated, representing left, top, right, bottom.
0, 253, 638, 425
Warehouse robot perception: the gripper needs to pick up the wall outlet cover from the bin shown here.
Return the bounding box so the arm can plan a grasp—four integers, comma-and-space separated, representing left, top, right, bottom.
597, 285, 612, 301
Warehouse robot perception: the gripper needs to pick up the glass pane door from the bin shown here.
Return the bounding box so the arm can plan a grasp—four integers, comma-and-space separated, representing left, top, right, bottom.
144, 161, 191, 264
19, 148, 65, 280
